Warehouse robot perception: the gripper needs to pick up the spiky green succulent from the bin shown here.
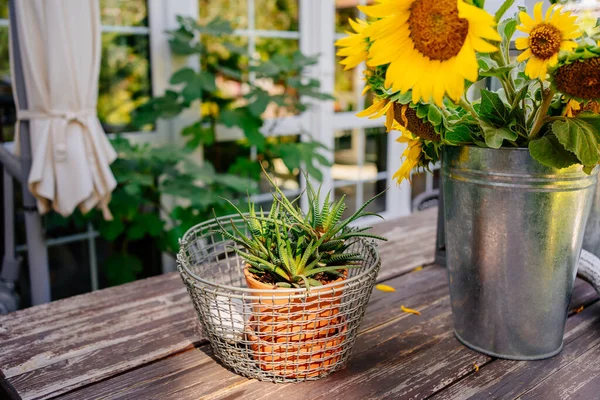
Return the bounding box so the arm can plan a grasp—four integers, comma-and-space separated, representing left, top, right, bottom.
213, 169, 387, 289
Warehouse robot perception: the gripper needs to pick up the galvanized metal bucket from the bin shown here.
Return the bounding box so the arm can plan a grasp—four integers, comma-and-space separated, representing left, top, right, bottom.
583, 172, 600, 257
442, 146, 597, 360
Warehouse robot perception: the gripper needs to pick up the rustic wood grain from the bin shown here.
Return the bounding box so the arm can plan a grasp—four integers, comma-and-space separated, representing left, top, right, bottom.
426, 281, 600, 400
56, 266, 448, 400
1, 209, 437, 400
371, 208, 437, 281
90, 276, 597, 400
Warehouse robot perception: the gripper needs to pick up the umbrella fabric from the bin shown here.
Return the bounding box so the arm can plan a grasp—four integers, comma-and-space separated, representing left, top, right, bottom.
10, 0, 116, 219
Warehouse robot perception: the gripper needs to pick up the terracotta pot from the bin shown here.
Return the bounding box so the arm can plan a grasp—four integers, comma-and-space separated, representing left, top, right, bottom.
248, 322, 347, 378
244, 267, 348, 377
243, 267, 346, 341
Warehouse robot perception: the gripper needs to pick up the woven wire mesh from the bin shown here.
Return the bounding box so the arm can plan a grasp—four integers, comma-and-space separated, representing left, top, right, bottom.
177, 213, 381, 383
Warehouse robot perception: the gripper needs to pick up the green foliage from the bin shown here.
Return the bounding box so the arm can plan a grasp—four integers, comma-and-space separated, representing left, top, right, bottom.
132, 16, 332, 181
551, 119, 599, 166
529, 135, 579, 169
213, 169, 387, 290
71, 136, 255, 286
84, 15, 334, 286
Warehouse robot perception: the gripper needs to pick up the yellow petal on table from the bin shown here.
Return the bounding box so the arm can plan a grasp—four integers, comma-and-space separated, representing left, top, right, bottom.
574, 305, 584, 314
375, 284, 396, 292
474, 363, 480, 372
411, 266, 423, 272
401, 305, 421, 315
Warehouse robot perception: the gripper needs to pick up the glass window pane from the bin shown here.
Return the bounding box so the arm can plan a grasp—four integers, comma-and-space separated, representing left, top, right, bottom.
255, 0, 299, 31
363, 179, 386, 213
199, 0, 248, 29
98, 33, 152, 133
334, 52, 357, 113
0, 0, 7, 19
100, 0, 148, 27
365, 126, 387, 168
333, 129, 360, 182
255, 38, 299, 118
202, 35, 249, 102
256, 38, 298, 60
335, 1, 358, 34
261, 135, 302, 192
335, 184, 357, 218
411, 172, 427, 202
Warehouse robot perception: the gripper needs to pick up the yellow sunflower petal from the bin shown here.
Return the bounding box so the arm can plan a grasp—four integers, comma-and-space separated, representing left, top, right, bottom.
515, 37, 529, 50
470, 36, 498, 53
356, 99, 385, 118
358, 2, 407, 18
533, 2, 543, 22
354, 0, 499, 106
560, 40, 578, 51
517, 48, 533, 62
518, 11, 535, 31
375, 284, 396, 292
544, 4, 557, 21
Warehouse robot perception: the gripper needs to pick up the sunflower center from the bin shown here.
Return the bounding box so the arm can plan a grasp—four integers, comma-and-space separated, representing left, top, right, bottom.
408, 0, 469, 61
529, 23, 563, 59
394, 104, 440, 142
554, 57, 600, 100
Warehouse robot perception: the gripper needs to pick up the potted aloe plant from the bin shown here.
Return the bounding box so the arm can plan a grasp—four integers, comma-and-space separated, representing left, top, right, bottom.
338, 0, 600, 360
213, 170, 386, 377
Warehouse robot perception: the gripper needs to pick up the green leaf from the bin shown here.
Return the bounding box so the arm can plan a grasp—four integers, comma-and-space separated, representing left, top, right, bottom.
499, 17, 517, 42
198, 71, 217, 92
478, 54, 512, 78
481, 124, 517, 148
495, 0, 516, 22
578, 112, 600, 134
97, 218, 125, 241
220, 108, 266, 149
427, 106, 443, 126
552, 119, 600, 166
170, 68, 196, 85
247, 89, 270, 117
480, 89, 510, 126
529, 135, 579, 169
181, 121, 214, 148
103, 254, 143, 286
445, 124, 473, 144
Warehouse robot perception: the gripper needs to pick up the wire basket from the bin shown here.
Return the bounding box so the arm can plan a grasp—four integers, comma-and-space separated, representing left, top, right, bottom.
177, 214, 381, 383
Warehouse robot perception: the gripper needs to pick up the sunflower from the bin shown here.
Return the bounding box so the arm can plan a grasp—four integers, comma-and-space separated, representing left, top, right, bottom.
515, 3, 581, 81
551, 45, 600, 101
335, 19, 370, 71
393, 130, 423, 184
356, 97, 396, 132
394, 103, 440, 142
360, 0, 500, 106
564, 99, 581, 117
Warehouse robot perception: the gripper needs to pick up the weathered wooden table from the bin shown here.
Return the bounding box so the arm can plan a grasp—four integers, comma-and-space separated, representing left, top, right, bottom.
2, 208, 600, 400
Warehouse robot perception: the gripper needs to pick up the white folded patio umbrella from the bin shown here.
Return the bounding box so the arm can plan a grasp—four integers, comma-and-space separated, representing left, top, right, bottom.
10, 0, 117, 219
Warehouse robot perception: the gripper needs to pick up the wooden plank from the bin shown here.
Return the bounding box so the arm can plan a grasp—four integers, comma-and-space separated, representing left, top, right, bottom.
56, 266, 449, 400
1, 209, 437, 400
426, 281, 600, 400
161, 279, 597, 400
517, 302, 600, 400
0, 274, 202, 400
371, 208, 437, 281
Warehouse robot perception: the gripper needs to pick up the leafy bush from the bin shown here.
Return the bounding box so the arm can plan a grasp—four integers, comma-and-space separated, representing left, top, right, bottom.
49, 16, 334, 286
